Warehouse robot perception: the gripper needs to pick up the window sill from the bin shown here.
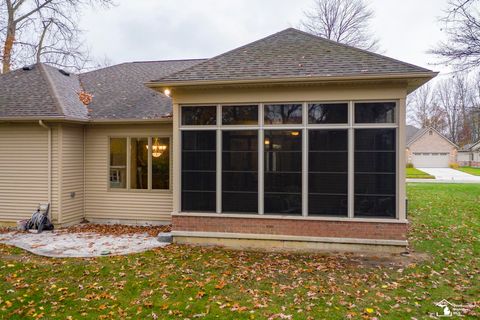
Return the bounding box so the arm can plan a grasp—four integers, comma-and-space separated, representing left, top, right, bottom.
172, 212, 407, 224
108, 188, 172, 194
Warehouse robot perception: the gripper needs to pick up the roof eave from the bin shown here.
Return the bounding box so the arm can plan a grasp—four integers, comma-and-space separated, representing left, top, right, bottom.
0, 116, 89, 123
88, 117, 173, 124
146, 72, 438, 89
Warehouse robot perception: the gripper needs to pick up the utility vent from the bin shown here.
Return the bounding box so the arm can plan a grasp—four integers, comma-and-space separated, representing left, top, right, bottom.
22, 65, 35, 71
59, 69, 70, 76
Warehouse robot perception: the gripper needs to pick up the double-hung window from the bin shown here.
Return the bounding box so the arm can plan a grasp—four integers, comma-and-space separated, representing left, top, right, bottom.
109, 137, 170, 190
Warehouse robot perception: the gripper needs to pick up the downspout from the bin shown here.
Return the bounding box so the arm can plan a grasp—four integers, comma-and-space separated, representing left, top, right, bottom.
38, 120, 52, 219
83, 126, 86, 221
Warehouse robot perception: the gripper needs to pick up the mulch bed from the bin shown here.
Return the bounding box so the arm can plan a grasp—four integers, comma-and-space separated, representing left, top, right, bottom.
61, 224, 172, 237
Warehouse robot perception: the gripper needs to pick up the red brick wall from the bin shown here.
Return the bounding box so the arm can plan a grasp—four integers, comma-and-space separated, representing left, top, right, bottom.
173, 216, 408, 241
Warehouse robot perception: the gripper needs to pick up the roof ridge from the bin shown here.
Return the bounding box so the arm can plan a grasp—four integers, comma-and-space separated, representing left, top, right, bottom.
80, 58, 208, 76
286, 28, 432, 73
154, 28, 296, 82
38, 63, 67, 118
131, 58, 207, 64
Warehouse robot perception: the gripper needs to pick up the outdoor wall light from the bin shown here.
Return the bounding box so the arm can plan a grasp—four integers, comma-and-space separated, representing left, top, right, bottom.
164, 89, 171, 97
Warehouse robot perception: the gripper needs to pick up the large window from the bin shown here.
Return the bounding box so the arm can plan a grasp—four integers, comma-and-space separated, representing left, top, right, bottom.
264, 104, 302, 124
181, 131, 216, 212
309, 130, 348, 216
308, 103, 348, 124
355, 102, 395, 123
131, 138, 148, 189
354, 129, 396, 218
222, 131, 258, 213
264, 130, 302, 215
222, 105, 258, 125
180, 101, 398, 219
109, 138, 127, 189
109, 137, 170, 190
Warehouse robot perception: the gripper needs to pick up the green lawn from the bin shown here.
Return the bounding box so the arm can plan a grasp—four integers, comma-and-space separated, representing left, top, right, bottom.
406, 167, 435, 179
457, 166, 480, 176
1, 184, 479, 319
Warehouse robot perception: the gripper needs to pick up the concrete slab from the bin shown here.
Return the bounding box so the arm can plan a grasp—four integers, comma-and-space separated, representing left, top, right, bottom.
0, 230, 169, 258
416, 168, 480, 183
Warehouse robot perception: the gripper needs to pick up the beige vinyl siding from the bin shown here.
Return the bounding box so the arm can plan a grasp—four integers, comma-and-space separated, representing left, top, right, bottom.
51, 126, 60, 223
59, 125, 85, 225
0, 124, 48, 223
85, 124, 173, 223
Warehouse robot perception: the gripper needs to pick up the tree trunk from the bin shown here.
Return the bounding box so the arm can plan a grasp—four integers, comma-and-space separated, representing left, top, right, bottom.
2, 6, 16, 74
36, 20, 53, 64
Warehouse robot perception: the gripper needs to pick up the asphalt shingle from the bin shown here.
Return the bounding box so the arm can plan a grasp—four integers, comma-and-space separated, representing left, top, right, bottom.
79, 59, 205, 120
0, 65, 63, 118
157, 28, 432, 84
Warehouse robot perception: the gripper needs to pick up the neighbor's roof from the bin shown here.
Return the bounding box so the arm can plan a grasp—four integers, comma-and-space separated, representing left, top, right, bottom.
153, 28, 435, 85
407, 126, 458, 148
79, 59, 205, 120
0, 64, 88, 121
461, 140, 480, 151
406, 125, 420, 144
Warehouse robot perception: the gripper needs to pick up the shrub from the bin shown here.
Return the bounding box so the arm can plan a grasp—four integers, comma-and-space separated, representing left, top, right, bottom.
406, 163, 414, 168
449, 163, 459, 169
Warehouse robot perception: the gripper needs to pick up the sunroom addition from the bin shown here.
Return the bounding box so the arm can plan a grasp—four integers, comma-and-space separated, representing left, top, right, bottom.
179, 102, 398, 219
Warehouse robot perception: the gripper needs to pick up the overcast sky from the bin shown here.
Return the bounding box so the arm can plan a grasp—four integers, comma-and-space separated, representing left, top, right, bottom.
81, 0, 452, 75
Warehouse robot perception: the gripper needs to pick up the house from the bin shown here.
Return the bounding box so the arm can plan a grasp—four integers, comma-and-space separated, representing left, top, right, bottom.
458, 141, 480, 167
0, 28, 437, 252
406, 126, 458, 168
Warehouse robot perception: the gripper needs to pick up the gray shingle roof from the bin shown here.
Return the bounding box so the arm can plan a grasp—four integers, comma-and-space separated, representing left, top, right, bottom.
0, 60, 205, 121
42, 64, 89, 120
406, 125, 420, 144
79, 59, 204, 120
0, 64, 87, 119
156, 28, 432, 84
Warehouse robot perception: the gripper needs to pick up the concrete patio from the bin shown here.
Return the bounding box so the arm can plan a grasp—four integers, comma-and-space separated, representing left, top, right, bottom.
0, 230, 169, 258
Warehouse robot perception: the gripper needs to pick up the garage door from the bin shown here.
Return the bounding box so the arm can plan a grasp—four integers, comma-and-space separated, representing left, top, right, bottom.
412, 152, 450, 168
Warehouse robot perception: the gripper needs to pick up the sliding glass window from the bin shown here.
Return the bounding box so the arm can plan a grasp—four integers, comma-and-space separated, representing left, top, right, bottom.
264, 130, 302, 215
181, 131, 216, 212
308, 130, 348, 216
222, 131, 258, 213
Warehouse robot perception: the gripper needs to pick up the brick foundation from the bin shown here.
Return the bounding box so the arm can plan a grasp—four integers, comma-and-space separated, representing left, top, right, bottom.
458, 161, 480, 167
172, 215, 408, 241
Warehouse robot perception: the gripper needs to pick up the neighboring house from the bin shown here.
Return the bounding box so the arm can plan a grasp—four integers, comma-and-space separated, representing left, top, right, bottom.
458, 140, 480, 167
0, 28, 437, 252
406, 126, 458, 168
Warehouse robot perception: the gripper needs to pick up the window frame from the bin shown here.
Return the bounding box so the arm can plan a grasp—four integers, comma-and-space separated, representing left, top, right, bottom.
178, 100, 400, 220
108, 136, 172, 193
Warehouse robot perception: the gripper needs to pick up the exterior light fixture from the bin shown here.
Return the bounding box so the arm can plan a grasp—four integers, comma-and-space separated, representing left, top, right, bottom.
164, 89, 171, 97
152, 138, 167, 158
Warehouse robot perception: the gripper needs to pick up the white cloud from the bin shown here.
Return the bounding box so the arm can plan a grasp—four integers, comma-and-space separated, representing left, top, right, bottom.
80, 0, 451, 74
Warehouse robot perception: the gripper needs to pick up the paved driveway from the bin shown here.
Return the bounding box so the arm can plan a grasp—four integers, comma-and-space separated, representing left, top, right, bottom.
417, 168, 480, 183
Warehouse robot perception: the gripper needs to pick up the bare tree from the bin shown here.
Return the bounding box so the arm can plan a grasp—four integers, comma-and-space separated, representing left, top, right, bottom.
437, 78, 463, 144
407, 83, 446, 131
300, 0, 380, 51
431, 0, 480, 71
0, 0, 114, 74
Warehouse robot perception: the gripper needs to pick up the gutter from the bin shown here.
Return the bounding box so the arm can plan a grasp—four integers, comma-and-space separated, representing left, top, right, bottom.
38, 120, 52, 220
145, 72, 439, 88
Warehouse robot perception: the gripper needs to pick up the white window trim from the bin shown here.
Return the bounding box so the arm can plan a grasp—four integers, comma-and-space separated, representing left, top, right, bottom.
108, 136, 172, 192
179, 100, 400, 221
